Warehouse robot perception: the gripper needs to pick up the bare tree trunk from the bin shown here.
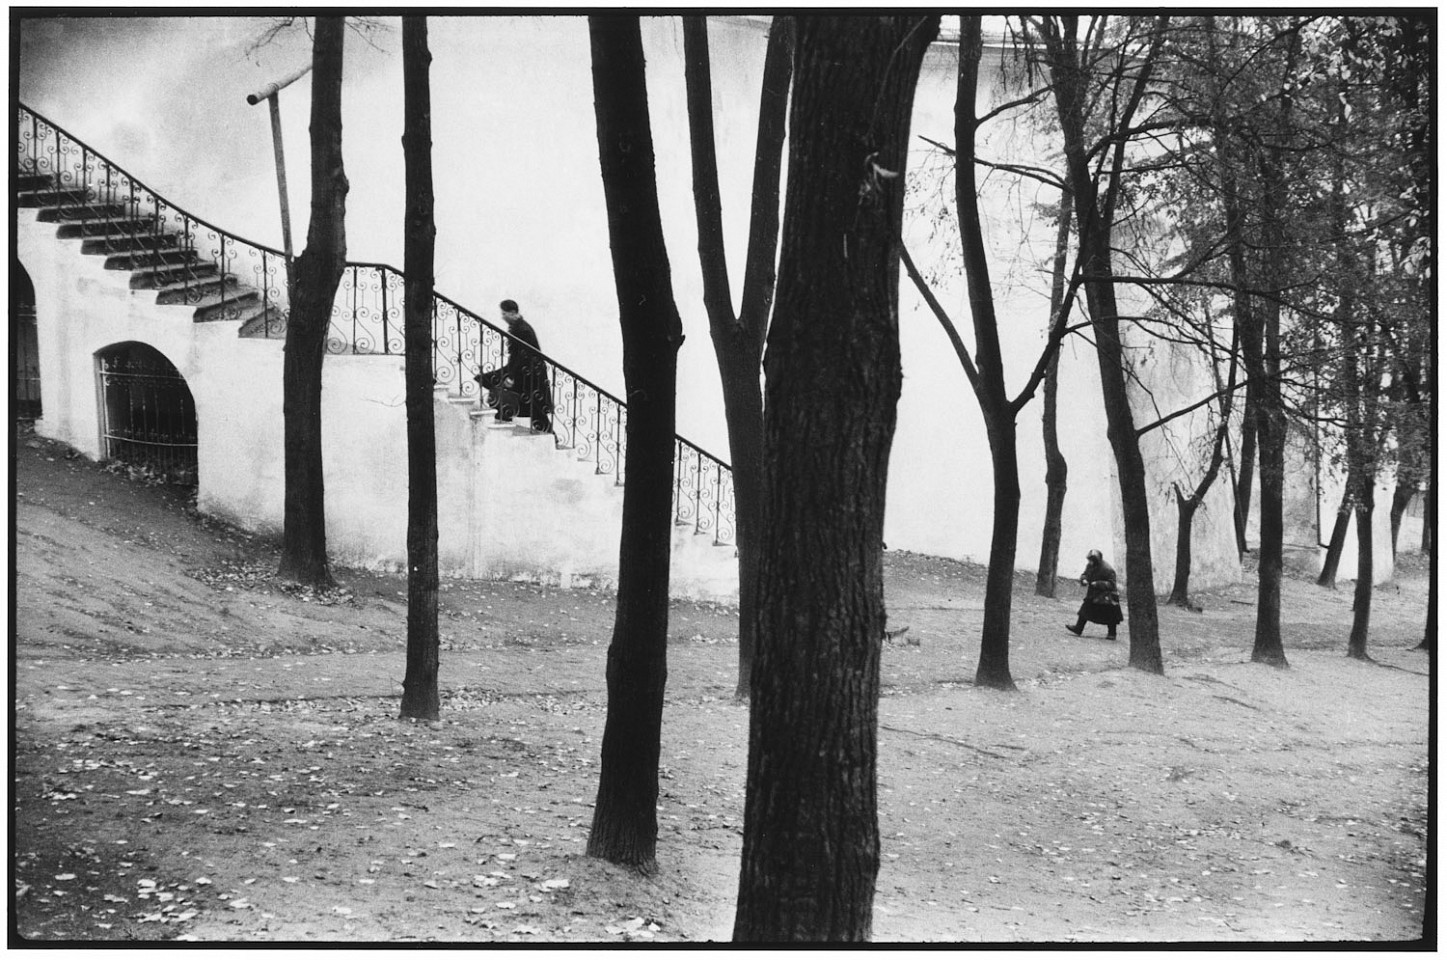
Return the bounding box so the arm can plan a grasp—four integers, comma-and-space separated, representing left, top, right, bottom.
681, 15, 792, 702
1422, 478, 1433, 555
1168, 490, 1200, 610
1317, 484, 1353, 589
1042, 16, 1165, 674
1347, 487, 1375, 660
956, 17, 1019, 691
1035, 191, 1073, 599
1421, 495, 1435, 654
399, 15, 440, 721
733, 15, 937, 942
585, 15, 684, 876
1164, 369, 1233, 612
1234, 394, 1258, 555
1245, 26, 1300, 669
277, 17, 347, 589
1251, 294, 1289, 666
1389, 480, 1415, 558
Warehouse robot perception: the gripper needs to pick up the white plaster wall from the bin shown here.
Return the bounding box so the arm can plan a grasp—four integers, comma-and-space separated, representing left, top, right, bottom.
19, 210, 738, 599
18, 15, 1287, 591
18, 208, 203, 457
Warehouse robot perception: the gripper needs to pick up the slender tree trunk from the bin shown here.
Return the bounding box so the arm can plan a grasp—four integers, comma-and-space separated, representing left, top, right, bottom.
717, 349, 765, 701
1234, 395, 1258, 556
1389, 480, 1415, 558
978, 421, 1020, 687
1317, 484, 1353, 589
733, 15, 937, 942
585, 16, 684, 876
1164, 374, 1233, 612
1168, 490, 1200, 610
1251, 295, 1289, 666
1043, 17, 1164, 674
1246, 27, 1299, 669
1422, 478, 1433, 555
681, 15, 792, 702
1035, 191, 1073, 598
1421, 497, 1435, 653
1347, 487, 1375, 659
399, 16, 440, 721
956, 18, 1018, 691
277, 18, 347, 589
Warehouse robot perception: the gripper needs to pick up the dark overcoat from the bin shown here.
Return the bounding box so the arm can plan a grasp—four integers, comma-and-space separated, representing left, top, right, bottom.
477, 317, 554, 432
1077, 557, 1124, 626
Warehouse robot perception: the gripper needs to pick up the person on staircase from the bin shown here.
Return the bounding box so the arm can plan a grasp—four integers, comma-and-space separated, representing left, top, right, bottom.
1066, 548, 1123, 640
476, 299, 553, 433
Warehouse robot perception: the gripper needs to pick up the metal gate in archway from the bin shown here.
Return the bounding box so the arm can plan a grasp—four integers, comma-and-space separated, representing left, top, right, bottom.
97, 343, 198, 484
15, 264, 40, 420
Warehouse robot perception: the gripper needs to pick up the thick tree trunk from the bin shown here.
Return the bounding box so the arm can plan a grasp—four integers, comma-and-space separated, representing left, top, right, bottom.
957, 18, 1018, 691
399, 16, 440, 722
1035, 191, 1073, 599
585, 16, 684, 876
277, 17, 347, 589
733, 15, 937, 942
681, 15, 791, 702
1347, 491, 1374, 660
1317, 484, 1353, 589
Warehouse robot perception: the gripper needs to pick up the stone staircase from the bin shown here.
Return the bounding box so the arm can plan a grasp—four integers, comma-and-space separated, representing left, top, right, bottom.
14, 103, 739, 578
15, 171, 281, 332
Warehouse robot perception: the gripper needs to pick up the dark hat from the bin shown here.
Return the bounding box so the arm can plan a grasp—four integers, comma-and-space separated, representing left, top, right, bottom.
500, 299, 520, 313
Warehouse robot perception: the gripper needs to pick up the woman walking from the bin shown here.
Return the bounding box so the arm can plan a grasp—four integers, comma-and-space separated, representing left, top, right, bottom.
1066, 549, 1123, 640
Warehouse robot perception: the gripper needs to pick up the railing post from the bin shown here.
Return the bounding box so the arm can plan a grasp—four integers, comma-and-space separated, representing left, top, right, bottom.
714, 463, 723, 545
452, 301, 464, 397
674, 439, 684, 523
345, 264, 354, 351
549, 367, 559, 448
380, 268, 391, 355
693, 447, 703, 534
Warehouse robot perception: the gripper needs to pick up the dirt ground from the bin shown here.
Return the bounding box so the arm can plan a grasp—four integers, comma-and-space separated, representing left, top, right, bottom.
11, 433, 1432, 944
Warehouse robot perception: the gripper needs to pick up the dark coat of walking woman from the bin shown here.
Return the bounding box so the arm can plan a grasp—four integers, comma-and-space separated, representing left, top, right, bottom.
477, 299, 553, 433
1067, 549, 1123, 639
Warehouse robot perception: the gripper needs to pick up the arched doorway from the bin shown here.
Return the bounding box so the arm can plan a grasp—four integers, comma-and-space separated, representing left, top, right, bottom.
96, 342, 198, 485
14, 263, 40, 421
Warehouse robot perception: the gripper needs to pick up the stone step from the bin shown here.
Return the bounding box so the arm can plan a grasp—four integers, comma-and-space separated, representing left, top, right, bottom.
237, 304, 286, 339
36, 201, 129, 222
103, 248, 199, 271
80, 232, 178, 255
188, 289, 262, 323
130, 261, 220, 290
15, 186, 89, 207
153, 274, 242, 306
16, 173, 56, 193
55, 217, 158, 239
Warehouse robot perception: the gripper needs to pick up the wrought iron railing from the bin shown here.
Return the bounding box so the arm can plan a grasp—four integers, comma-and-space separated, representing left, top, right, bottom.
15, 102, 736, 545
